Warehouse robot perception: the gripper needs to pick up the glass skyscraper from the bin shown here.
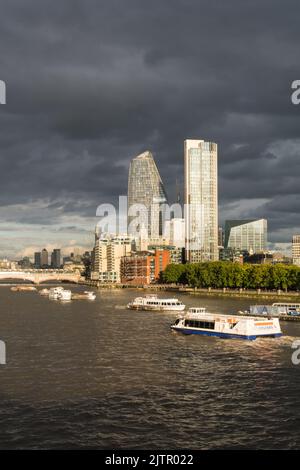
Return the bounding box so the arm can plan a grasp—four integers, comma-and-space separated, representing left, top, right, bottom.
184, 139, 218, 262
128, 151, 168, 238
224, 219, 267, 253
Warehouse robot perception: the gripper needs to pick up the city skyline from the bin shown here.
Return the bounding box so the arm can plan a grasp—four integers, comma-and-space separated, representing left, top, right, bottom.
0, 138, 297, 260
0, 1, 299, 257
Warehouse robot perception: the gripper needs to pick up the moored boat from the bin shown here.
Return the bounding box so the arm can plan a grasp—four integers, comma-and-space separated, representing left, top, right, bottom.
39, 288, 49, 296
248, 303, 300, 317
48, 287, 72, 301
171, 307, 282, 340
127, 294, 185, 312
48, 287, 66, 300
60, 289, 72, 301
72, 291, 96, 300
84, 291, 96, 300
10, 285, 37, 292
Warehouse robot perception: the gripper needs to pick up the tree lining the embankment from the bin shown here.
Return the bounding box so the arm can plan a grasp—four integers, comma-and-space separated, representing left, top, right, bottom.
161, 262, 300, 291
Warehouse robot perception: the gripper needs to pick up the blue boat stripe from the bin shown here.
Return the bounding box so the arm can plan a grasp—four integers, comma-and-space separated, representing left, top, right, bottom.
171, 327, 282, 340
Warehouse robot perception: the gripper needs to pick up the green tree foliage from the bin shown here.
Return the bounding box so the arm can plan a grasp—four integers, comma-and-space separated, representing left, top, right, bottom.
162, 262, 300, 291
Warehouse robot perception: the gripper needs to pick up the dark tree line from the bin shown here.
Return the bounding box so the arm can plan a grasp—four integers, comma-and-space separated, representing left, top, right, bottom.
161, 262, 300, 291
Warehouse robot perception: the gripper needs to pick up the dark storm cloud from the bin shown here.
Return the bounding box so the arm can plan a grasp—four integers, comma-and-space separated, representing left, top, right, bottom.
0, 0, 299, 247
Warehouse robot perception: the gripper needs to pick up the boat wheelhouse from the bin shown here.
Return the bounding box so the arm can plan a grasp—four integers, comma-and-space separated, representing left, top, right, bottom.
127, 294, 185, 312
171, 307, 282, 340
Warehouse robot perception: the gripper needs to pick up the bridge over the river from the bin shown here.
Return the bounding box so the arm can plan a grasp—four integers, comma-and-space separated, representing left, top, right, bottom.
0, 270, 82, 284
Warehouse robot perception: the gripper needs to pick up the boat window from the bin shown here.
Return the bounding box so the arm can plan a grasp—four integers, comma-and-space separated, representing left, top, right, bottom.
185, 320, 215, 330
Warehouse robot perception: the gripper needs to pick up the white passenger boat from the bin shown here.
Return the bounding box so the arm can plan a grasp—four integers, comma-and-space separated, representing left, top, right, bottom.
127, 294, 185, 312
48, 287, 72, 301
171, 307, 282, 340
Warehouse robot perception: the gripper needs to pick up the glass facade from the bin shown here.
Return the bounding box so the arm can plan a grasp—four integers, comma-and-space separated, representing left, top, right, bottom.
184, 140, 218, 262
128, 151, 168, 238
225, 219, 267, 253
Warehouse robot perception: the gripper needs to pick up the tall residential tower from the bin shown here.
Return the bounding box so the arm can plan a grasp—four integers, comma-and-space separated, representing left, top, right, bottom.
184, 139, 218, 262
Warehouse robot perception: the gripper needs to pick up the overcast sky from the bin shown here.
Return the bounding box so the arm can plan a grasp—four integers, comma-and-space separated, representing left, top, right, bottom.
0, 0, 299, 258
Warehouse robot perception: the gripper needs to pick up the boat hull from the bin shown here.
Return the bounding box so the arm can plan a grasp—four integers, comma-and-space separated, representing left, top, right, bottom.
171, 326, 282, 340
128, 305, 185, 312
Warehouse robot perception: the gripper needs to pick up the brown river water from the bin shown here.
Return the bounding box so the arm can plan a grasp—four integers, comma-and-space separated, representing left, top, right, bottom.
0, 285, 300, 449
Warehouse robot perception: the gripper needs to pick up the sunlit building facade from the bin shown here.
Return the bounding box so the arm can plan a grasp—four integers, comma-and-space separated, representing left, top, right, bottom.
91, 234, 132, 282
184, 139, 218, 262
225, 219, 267, 253
128, 151, 168, 238
292, 235, 300, 266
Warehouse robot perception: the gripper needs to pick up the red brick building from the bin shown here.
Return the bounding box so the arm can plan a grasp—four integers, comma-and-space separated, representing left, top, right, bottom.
120, 250, 170, 285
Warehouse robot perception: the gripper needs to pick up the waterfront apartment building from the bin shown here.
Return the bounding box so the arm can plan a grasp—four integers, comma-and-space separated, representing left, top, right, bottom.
128, 151, 168, 239
292, 235, 300, 266
91, 235, 132, 282
120, 249, 170, 285
225, 219, 267, 253
120, 253, 150, 285
184, 139, 218, 262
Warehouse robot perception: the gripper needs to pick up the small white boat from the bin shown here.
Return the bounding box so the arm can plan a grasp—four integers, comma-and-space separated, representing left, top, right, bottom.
49, 287, 64, 300
60, 289, 72, 301
48, 287, 72, 301
127, 294, 185, 312
84, 291, 96, 300
171, 307, 282, 340
39, 288, 49, 296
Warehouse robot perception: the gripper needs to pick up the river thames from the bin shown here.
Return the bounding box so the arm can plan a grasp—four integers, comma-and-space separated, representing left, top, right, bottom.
0, 285, 300, 449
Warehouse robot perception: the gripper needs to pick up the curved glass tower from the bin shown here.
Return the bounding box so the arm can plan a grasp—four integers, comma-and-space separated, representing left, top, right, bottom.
128, 151, 168, 238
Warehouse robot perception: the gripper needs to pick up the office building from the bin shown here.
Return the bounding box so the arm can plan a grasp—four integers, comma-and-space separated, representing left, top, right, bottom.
292, 235, 300, 266
169, 218, 185, 249
225, 219, 267, 253
34, 252, 41, 268
41, 248, 48, 268
128, 151, 168, 238
184, 139, 218, 262
51, 249, 61, 269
